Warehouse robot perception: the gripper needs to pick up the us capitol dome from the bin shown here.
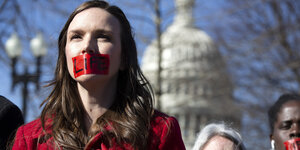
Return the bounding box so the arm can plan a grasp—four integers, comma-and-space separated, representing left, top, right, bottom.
141, 0, 241, 148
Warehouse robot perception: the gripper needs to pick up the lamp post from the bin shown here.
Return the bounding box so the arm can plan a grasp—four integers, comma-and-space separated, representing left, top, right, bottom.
5, 32, 47, 119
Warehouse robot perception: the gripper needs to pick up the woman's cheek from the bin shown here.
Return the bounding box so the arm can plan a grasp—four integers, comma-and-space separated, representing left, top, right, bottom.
65, 47, 75, 78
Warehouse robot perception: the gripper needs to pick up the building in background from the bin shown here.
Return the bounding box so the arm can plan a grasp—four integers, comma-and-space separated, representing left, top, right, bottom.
141, 0, 241, 148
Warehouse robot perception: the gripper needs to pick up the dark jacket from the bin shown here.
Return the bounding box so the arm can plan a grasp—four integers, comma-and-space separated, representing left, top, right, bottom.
0, 95, 24, 149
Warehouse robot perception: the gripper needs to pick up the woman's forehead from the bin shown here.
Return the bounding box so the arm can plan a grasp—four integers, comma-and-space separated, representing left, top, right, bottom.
68, 8, 120, 33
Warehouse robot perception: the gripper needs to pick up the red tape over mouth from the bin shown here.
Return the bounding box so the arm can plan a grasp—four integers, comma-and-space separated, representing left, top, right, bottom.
72, 54, 109, 78
284, 138, 300, 150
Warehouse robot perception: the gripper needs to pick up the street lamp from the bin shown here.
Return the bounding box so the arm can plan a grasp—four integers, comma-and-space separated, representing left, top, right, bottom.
5, 32, 47, 120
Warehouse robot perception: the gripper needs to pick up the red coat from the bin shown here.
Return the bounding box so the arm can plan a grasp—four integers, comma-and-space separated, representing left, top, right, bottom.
12, 111, 186, 150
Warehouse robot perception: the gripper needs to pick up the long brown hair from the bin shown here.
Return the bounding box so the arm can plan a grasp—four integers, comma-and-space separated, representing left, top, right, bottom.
40, 0, 154, 149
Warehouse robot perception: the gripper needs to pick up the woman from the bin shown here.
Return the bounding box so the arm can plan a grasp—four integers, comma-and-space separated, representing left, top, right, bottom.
192, 123, 246, 150
12, 1, 185, 149
268, 93, 300, 150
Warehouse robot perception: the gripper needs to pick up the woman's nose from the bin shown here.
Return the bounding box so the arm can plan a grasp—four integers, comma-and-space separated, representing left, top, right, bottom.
81, 37, 98, 54
81, 48, 95, 54
290, 123, 300, 138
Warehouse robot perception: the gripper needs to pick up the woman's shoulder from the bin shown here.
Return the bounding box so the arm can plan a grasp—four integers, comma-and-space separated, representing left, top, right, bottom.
151, 110, 178, 125
150, 110, 182, 136
13, 118, 53, 150
23, 118, 42, 127
16, 117, 51, 138
16, 118, 43, 138
149, 110, 186, 149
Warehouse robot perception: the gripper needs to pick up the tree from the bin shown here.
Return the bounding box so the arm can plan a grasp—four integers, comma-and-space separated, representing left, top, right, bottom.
207, 0, 300, 149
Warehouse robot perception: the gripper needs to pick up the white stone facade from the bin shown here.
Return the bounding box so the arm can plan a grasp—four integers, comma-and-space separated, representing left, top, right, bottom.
141, 0, 241, 149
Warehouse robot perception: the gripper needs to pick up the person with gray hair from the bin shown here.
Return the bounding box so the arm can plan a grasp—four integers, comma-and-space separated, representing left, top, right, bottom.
192, 123, 246, 150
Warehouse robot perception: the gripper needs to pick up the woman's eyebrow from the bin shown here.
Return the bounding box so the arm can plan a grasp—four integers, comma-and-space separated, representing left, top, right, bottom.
94, 29, 114, 35
68, 29, 113, 35
68, 29, 85, 35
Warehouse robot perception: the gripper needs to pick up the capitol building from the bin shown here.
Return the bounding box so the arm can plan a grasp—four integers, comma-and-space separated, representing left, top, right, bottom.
141, 0, 241, 148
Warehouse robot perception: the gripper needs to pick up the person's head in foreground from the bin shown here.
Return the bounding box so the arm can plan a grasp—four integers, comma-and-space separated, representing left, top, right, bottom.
192, 123, 246, 150
12, 0, 186, 149
268, 93, 300, 150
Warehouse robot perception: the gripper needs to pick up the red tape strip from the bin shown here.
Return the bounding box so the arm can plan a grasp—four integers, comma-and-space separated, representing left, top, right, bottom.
284, 138, 300, 150
72, 54, 109, 78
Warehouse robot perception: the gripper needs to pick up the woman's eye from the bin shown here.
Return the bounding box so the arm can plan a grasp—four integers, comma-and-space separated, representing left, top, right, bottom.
70, 34, 81, 40
97, 34, 111, 41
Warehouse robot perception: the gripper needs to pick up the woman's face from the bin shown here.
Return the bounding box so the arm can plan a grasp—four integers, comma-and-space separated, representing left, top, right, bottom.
271, 100, 300, 150
65, 7, 121, 83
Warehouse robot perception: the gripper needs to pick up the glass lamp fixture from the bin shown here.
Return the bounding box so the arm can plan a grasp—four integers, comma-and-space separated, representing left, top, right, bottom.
5, 33, 22, 58
30, 32, 47, 57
